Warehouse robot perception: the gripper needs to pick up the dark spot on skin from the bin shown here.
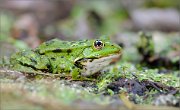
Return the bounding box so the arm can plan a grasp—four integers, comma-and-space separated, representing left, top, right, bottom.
18, 61, 48, 73
39, 53, 45, 55
67, 49, 72, 53
52, 48, 62, 53
61, 56, 64, 58
46, 64, 51, 68
111, 45, 114, 46
51, 57, 56, 61
30, 58, 37, 64
72, 66, 76, 69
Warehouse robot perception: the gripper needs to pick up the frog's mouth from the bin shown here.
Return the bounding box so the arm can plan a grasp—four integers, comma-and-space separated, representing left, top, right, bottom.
75, 53, 121, 76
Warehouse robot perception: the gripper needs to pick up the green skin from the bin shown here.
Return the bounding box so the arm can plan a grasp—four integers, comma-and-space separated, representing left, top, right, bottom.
10, 36, 122, 79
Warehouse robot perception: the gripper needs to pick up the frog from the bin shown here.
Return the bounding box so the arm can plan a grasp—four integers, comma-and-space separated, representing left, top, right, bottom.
10, 35, 122, 79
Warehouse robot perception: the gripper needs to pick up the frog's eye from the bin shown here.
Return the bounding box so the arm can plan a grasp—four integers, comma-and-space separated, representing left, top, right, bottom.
94, 40, 104, 50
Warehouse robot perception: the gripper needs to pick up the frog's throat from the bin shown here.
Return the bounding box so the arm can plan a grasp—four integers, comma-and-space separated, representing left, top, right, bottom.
80, 53, 121, 76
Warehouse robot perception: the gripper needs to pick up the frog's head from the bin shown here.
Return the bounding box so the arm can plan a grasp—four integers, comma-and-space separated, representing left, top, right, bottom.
75, 35, 122, 76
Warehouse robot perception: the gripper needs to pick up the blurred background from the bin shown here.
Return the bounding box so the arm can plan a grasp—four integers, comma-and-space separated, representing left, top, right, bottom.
0, 0, 180, 68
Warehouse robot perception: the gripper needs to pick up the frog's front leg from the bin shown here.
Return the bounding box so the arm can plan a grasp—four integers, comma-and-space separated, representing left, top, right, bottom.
49, 57, 81, 79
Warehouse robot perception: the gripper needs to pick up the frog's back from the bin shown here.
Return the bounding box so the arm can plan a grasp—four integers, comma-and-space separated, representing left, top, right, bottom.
36, 38, 91, 54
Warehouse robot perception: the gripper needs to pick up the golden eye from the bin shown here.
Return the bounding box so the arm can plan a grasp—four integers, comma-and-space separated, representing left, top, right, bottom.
94, 40, 104, 50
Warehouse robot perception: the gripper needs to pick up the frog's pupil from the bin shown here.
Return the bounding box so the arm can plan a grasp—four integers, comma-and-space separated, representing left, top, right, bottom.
94, 40, 102, 47
97, 41, 101, 46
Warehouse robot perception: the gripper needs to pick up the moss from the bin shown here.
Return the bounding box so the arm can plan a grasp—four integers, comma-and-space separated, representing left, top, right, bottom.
96, 62, 180, 104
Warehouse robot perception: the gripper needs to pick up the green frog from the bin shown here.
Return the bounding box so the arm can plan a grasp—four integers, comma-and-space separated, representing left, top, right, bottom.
10, 35, 122, 79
